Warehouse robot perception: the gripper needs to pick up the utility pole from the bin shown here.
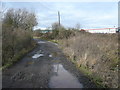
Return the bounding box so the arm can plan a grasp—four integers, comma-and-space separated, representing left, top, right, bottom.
58, 11, 60, 27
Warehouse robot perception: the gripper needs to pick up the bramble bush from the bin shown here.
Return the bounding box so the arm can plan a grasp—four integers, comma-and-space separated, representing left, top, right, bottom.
2, 8, 37, 67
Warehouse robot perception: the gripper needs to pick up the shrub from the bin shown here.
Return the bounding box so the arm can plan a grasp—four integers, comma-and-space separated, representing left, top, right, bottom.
2, 8, 37, 67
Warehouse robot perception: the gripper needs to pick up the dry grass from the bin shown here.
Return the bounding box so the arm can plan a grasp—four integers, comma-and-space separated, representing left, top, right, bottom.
59, 32, 119, 88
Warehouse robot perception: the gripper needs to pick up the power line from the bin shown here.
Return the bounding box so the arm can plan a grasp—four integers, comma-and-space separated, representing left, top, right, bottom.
39, 2, 57, 12
37, 2, 61, 28
38, 2, 58, 21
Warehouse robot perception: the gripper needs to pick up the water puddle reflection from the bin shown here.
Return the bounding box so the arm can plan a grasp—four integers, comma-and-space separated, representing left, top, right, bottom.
49, 64, 83, 88
54, 43, 58, 46
49, 55, 52, 57
38, 41, 46, 43
32, 54, 44, 58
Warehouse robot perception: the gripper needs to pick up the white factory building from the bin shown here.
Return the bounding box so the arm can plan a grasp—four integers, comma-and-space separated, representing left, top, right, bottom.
81, 28, 118, 33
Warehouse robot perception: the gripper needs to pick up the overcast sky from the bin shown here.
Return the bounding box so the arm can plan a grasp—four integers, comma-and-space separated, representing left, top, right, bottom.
4, 1, 118, 29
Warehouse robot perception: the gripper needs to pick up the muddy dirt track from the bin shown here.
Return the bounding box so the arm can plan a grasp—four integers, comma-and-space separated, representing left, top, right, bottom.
2, 39, 97, 88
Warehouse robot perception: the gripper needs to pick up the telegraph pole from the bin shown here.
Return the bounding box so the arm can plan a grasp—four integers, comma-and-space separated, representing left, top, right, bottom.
58, 11, 60, 26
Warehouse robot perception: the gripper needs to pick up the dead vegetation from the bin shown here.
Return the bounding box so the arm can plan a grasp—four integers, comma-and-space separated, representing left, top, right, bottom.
2, 8, 37, 69
58, 32, 119, 88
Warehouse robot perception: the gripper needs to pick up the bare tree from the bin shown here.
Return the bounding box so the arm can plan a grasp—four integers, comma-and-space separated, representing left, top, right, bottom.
3, 9, 37, 30
0, 2, 7, 21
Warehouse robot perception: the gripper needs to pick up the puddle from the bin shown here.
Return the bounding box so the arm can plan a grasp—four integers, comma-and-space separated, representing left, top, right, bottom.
32, 54, 44, 58
49, 64, 83, 88
54, 43, 58, 46
49, 55, 52, 57
38, 41, 46, 43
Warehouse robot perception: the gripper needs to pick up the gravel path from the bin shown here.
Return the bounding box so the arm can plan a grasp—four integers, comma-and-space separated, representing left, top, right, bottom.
2, 39, 97, 88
